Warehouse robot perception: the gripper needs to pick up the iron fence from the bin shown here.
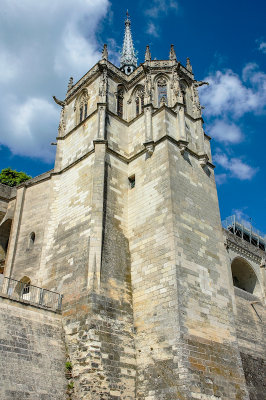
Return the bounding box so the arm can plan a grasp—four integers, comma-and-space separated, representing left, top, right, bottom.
0, 277, 63, 312
222, 215, 266, 251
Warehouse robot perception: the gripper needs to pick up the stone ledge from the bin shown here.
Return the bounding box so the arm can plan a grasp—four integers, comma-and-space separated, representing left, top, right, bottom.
0, 293, 62, 315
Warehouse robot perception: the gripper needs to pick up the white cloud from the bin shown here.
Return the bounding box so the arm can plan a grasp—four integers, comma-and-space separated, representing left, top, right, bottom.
232, 208, 252, 228
257, 40, 266, 54
199, 66, 266, 118
209, 120, 243, 144
213, 153, 258, 180
146, 0, 178, 19
147, 22, 159, 38
0, 0, 110, 162
215, 173, 227, 185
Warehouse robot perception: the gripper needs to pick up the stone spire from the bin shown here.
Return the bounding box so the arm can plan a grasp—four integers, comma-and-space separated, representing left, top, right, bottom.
169, 44, 177, 61
67, 77, 73, 92
102, 44, 108, 61
120, 11, 138, 75
145, 45, 151, 62
186, 57, 193, 73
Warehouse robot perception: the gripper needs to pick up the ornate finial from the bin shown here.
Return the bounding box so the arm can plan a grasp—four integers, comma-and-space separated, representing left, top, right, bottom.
120, 11, 138, 75
169, 44, 177, 61
67, 77, 73, 92
102, 44, 108, 61
186, 57, 193, 73
145, 45, 151, 62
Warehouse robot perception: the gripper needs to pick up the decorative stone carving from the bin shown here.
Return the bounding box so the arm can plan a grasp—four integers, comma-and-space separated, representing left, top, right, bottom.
224, 233, 262, 264
58, 108, 66, 137
144, 69, 152, 104
171, 68, 182, 103
53, 96, 65, 107
178, 140, 189, 155
169, 44, 177, 61
74, 89, 89, 112
144, 141, 154, 156
192, 84, 201, 118
67, 77, 73, 92
102, 44, 108, 61
199, 154, 209, 168
260, 257, 266, 268
160, 96, 167, 107
145, 45, 151, 62
186, 57, 193, 73
66, 64, 99, 100
99, 68, 108, 100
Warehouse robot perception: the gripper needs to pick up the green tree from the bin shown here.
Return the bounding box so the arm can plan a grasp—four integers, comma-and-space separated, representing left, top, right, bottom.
0, 168, 31, 187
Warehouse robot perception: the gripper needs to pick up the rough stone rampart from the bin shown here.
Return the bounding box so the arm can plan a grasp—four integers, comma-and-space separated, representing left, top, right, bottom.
0, 296, 67, 400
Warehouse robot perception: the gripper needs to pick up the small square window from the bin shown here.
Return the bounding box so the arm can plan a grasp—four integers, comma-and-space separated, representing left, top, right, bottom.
128, 175, 135, 189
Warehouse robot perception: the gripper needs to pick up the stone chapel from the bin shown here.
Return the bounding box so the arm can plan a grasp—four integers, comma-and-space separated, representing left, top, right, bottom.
0, 13, 265, 400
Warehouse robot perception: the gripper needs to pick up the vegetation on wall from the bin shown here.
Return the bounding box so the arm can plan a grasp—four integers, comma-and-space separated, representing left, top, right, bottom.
0, 168, 31, 187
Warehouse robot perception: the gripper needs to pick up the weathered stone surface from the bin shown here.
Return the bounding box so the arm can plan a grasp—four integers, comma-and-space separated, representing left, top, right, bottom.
0, 53, 264, 399
0, 296, 67, 400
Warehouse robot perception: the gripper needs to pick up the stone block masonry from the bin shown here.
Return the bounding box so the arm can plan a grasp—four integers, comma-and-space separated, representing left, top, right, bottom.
0, 296, 67, 400
0, 42, 264, 399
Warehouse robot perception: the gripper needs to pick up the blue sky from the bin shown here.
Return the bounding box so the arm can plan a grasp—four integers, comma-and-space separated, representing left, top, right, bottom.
0, 0, 265, 234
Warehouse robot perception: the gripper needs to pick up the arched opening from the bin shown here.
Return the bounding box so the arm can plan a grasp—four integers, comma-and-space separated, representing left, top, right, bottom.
28, 232, 36, 249
180, 80, 188, 112
0, 219, 12, 274
117, 86, 124, 118
74, 89, 89, 125
157, 77, 168, 106
134, 85, 144, 116
15, 276, 31, 300
231, 257, 261, 296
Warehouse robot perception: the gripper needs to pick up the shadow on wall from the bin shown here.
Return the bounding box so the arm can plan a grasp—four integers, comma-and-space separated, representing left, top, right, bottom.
0, 219, 12, 274
231, 257, 262, 297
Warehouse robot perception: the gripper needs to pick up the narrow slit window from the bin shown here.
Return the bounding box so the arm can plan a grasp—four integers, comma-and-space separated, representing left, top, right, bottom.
79, 107, 83, 123
117, 89, 124, 118
84, 104, 87, 119
141, 95, 144, 112
128, 175, 135, 189
136, 97, 140, 116
29, 232, 35, 248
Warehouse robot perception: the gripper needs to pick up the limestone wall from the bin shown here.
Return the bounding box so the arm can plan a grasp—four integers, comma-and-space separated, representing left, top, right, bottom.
39, 156, 94, 296
57, 113, 97, 171
0, 296, 67, 400
167, 141, 248, 399
127, 139, 249, 399
7, 180, 51, 286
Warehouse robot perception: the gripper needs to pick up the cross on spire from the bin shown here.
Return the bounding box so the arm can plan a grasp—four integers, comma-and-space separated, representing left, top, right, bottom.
120, 11, 137, 75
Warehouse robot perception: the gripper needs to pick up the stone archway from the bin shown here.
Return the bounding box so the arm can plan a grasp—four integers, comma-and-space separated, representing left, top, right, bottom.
0, 219, 12, 273
231, 257, 261, 297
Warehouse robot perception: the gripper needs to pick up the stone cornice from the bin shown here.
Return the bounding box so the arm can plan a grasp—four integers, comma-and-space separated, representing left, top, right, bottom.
65, 58, 196, 104
14, 131, 215, 193
224, 229, 264, 264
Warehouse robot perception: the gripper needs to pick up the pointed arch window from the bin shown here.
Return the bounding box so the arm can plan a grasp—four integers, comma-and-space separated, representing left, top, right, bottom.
135, 87, 144, 116
157, 77, 168, 106
79, 107, 83, 123
75, 89, 89, 125
117, 87, 124, 118
180, 81, 188, 112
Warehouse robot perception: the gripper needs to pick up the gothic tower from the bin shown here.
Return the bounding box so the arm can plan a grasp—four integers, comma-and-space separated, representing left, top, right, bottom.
2, 15, 261, 400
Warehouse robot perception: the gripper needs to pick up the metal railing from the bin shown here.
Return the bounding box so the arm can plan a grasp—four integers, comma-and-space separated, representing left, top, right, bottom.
0, 277, 63, 312
222, 215, 266, 252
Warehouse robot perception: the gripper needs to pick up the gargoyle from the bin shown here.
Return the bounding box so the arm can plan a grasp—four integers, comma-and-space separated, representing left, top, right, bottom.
194, 81, 209, 87
53, 96, 65, 107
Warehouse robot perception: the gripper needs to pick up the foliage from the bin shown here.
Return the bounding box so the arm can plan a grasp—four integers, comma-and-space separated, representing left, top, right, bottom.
0, 168, 31, 187
68, 381, 74, 389
65, 361, 73, 371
